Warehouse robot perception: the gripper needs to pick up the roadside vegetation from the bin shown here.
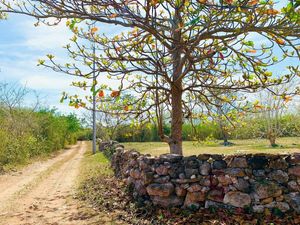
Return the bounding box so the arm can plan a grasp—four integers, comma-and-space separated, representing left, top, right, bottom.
0, 83, 89, 171
106, 114, 300, 143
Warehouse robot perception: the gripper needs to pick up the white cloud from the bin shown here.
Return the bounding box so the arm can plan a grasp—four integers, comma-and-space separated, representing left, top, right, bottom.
21, 19, 72, 51
20, 75, 73, 90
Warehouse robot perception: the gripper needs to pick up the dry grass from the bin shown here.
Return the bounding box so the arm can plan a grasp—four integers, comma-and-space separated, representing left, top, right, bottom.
123, 137, 300, 156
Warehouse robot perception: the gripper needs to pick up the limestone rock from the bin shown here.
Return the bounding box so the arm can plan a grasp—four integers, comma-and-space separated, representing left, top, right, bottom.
175, 186, 187, 197
288, 166, 300, 177
261, 197, 273, 204
285, 192, 300, 213
211, 155, 224, 160
248, 156, 268, 169
217, 175, 232, 186
152, 195, 183, 208
269, 158, 288, 170
223, 191, 251, 208
141, 171, 154, 184
171, 178, 200, 184
134, 180, 147, 196
154, 175, 170, 184
213, 160, 227, 169
146, 183, 174, 197
225, 168, 245, 177
179, 173, 185, 179
199, 162, 211, 176
263, 201, 290, 212
168, 165, 183, 178
185, 168, 199, 178
207, 189, 224, 202
200, 176, 218, 187
253, 170, 266, 177
155, 165, 169, 176
254, 182, 282, 199
275, 202, 290, 212
228, 157, 248, 168
187, 184, 202, 192
159, 154, 183, 163
287, 181, 300, 192
286, 154, 300, 165
268, 170, 289, 183
130, 168, 141, 179
234, 178, 250, 193
276, 195, 284, 202
184, 156, 199, 168
184, 191, 205, 207
252, 205, 264, 213
198, 154, 211, 161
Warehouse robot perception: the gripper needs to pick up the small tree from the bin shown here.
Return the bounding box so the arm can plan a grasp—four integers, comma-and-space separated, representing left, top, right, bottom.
209, 93, 245, 146
2, 1, 300, 155
257, 85, 294, 147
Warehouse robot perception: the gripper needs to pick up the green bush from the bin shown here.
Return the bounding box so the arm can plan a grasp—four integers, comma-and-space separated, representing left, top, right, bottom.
0, 108, 84, 169
109, 113, 300, 143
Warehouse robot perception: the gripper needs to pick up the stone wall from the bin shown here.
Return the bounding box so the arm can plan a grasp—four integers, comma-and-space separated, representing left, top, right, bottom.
111, 148, 300, 213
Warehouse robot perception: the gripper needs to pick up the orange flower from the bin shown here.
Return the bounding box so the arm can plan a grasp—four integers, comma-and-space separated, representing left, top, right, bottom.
109, 13, 118, 19
124, 105, 129, 111
264, 9, 279, 15
275, 38, 285, 45
111, 91, 120, 98
98, 90, 104, 98
151, 0, 159, 6
254, 104, 263, 110
283, 95, 292, 103
248, 0, 259, 6
90, 27, 98, 34
247, 49, 257, 53
224, 0, 234, 4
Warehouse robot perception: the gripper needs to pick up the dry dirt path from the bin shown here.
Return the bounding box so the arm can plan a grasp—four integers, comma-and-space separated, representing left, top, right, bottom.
0, 141, 101, 225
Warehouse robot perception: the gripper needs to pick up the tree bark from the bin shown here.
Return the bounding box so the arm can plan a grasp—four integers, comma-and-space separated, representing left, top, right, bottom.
169, 82, 183, 155
267, 130, 277, 147
168, 7, 183, 155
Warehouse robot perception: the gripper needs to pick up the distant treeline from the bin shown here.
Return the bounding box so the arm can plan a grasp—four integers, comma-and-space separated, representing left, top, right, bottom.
0, 107, 89, 169
109, 114, 300, 143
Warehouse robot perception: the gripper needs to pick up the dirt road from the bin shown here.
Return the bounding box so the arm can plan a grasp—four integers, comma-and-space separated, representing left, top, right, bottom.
0, 141, 99, 225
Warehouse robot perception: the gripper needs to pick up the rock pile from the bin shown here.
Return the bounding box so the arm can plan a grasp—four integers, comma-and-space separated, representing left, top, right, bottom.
111, 149, 300, 213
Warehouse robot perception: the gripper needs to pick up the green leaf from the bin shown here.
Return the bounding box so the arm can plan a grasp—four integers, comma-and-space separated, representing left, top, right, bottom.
272, 56, 278, 62
243, 41, 254, 47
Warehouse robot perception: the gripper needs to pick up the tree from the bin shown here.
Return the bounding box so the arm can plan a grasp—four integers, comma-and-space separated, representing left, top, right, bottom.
2, 0, 300, 155
256, 84, 294, 147
207, 92, 245, 146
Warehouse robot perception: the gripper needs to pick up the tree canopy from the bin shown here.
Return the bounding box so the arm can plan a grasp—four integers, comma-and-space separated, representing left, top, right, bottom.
1, 0, 299, 155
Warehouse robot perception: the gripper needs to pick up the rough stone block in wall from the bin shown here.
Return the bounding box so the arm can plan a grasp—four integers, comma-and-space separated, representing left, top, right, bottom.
110, 148, 300, 213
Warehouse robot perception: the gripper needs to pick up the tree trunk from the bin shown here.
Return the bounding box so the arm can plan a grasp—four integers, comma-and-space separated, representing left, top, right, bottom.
221, 128, 230, 146
267, 130, 277, 147
223, 135, 229, 146
169, 82, 183, 155
168, 7, 183, 155
269, 135, 277, 147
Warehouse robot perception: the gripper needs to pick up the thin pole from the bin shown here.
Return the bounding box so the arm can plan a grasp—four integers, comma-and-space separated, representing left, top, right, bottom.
92, 30, 97, 155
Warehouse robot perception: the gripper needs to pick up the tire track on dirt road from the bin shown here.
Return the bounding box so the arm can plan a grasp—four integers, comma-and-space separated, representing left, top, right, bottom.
0, 141, 98, 225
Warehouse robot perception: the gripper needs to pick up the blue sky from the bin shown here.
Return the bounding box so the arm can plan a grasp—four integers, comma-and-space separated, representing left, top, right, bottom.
0, 14, 126, 115
0, 14, 79, 113
0, 1, 298, 115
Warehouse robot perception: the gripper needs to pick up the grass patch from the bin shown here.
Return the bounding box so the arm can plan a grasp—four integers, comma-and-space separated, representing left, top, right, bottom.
77, 143, 112, 184
123, 137, 300, 156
